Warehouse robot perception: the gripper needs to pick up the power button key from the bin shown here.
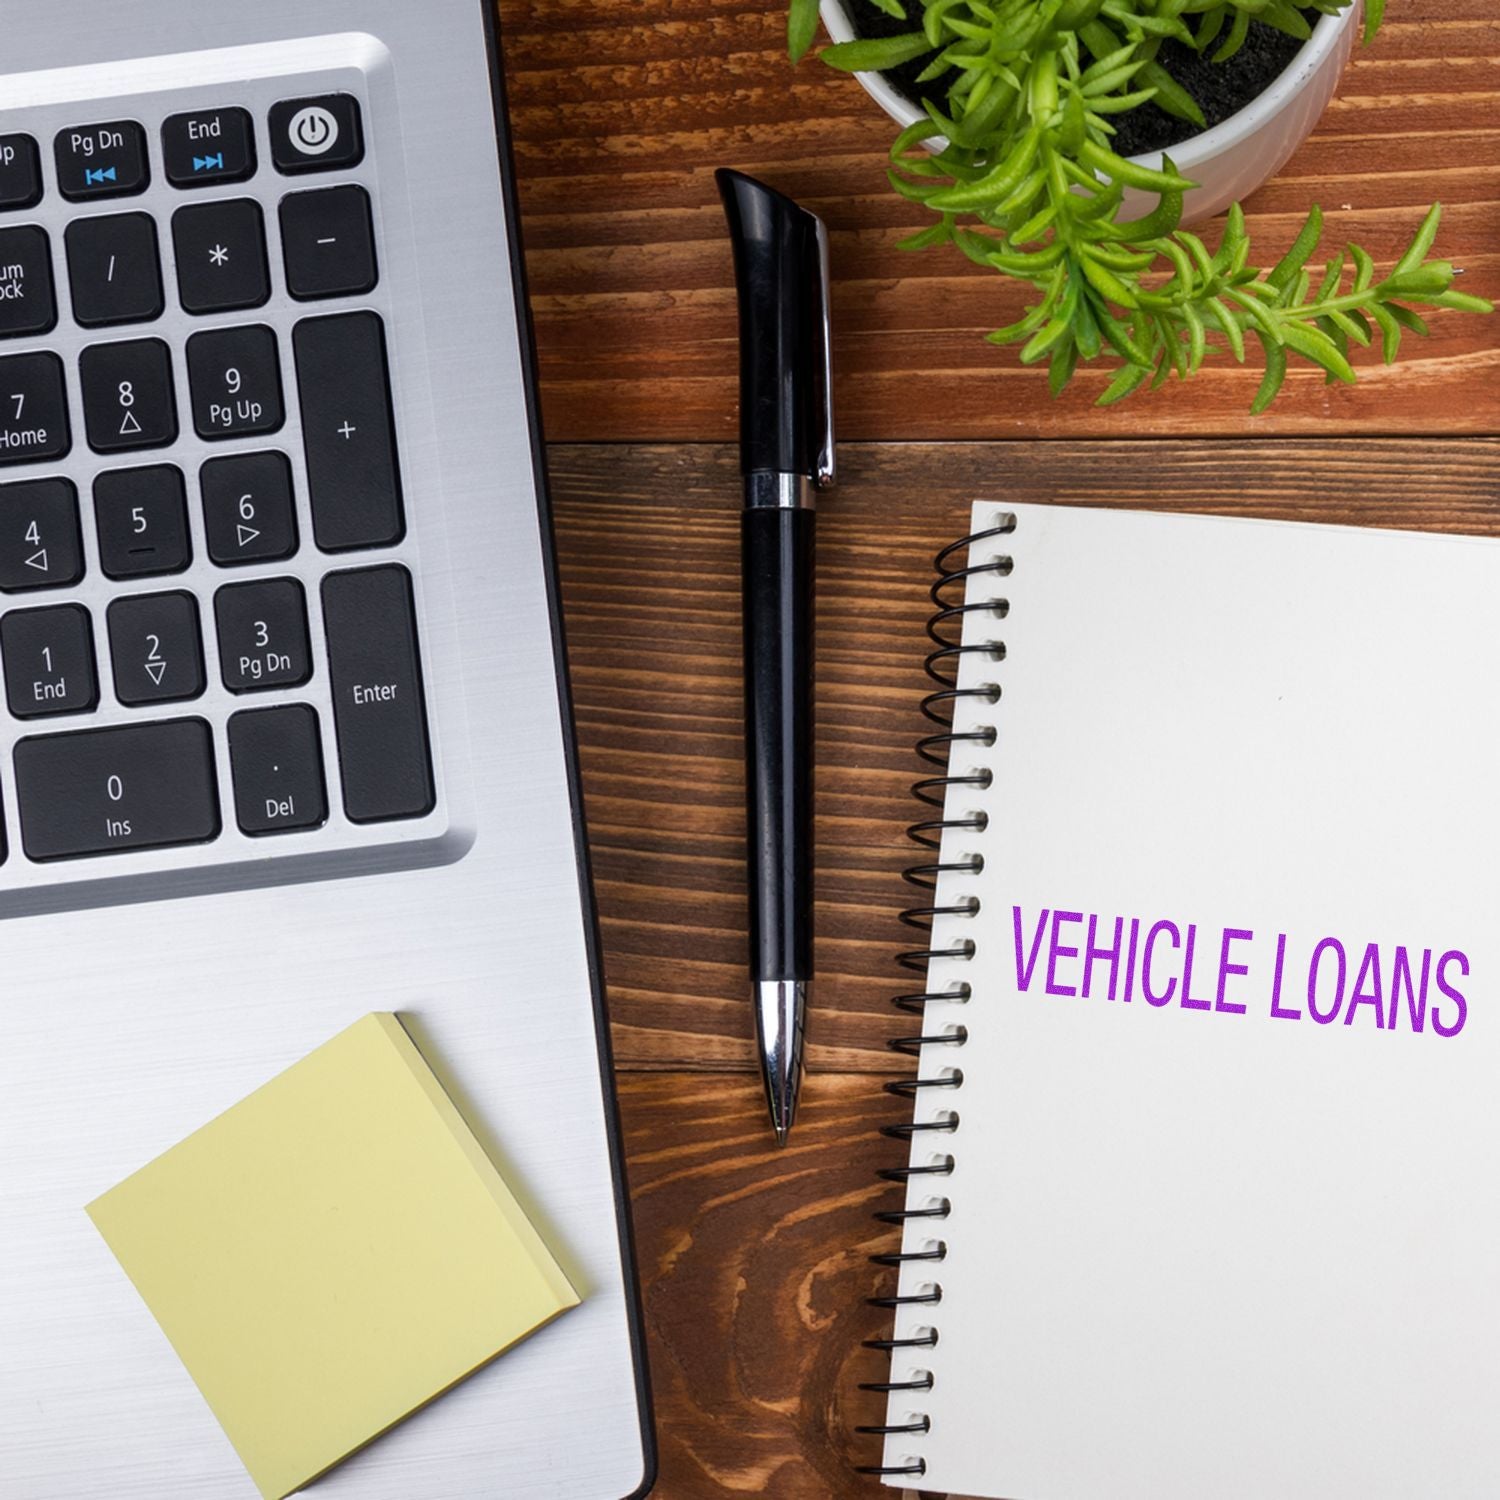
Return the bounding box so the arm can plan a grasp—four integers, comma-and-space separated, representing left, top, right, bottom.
269, 95, 364, 176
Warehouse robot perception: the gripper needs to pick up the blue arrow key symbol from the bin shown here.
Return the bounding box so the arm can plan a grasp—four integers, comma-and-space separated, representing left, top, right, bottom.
85, 165, 118, 186
194, 153, 224, 172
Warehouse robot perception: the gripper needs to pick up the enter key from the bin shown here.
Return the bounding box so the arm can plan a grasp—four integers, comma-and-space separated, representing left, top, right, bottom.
322, 564, 434, 824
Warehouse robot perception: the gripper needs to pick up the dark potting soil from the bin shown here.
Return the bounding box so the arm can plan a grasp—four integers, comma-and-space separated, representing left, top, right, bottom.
851, 4, 1308, 158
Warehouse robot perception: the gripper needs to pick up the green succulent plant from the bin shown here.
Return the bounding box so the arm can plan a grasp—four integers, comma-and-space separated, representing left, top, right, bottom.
785, 0, 1492, 409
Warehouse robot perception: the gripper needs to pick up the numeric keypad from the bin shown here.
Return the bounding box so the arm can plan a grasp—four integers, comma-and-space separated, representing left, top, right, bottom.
0, 85, 440, 882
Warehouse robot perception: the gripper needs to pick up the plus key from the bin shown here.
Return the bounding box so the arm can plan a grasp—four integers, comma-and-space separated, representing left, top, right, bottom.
293, 311, 403, 552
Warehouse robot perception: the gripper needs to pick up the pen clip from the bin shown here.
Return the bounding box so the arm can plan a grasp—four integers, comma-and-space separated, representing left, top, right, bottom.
812, 216, 836, 489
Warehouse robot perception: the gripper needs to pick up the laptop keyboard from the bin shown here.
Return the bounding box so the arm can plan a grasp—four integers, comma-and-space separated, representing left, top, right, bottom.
0, 84, 438, 879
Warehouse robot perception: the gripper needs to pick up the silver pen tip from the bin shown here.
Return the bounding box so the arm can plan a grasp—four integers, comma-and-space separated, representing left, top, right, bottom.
754, 980, 807, 1147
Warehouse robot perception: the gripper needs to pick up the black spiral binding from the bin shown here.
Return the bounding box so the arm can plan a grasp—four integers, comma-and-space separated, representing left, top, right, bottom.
855, 513, 1015, 1484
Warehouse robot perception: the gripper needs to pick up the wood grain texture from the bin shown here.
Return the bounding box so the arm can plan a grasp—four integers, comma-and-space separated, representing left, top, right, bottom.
502, 0, 1500, 441
616, 1071, 902, 1499
552, 438, 1500, 1076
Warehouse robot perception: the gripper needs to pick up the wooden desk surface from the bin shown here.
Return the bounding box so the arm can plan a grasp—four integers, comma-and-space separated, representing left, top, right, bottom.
500, 2, 1500, 1493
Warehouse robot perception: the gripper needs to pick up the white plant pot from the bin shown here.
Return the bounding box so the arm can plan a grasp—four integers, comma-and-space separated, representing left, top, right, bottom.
819, 0, 1359, 224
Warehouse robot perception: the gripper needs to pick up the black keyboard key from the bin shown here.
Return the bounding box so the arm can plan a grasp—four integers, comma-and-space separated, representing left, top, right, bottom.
55, 121, 150, 202
64, 212, 163, 328
0, 135, 43, 212
172, 199, 270, 315
270, 95, 364, 175
14, 718, 219, 860
0, 478, 83, 593
1, 602, 97, 718
214, 577, 311, 692
228, 704, 328, 835
79, 338, 177, 453
0, 226, 57, 339
0, 352, 69, 466
201, 450, 298, 566
94, 465, 191, 579
187, 324, 283, 440
294, 313, 403, 551
162, 108, 256, 189
107, 591, 205, 706
322, 566, 433, 822
280, 186, 377, 301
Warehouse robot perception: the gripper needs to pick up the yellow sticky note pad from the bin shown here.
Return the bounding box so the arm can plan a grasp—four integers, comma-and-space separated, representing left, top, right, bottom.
87, 1013, 580, 1500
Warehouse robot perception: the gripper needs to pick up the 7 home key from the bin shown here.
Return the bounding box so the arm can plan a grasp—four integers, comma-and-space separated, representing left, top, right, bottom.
0, 91, 435, 866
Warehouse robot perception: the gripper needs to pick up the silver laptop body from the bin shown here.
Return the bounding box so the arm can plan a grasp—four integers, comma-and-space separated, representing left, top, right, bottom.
0, 2, 654, 1495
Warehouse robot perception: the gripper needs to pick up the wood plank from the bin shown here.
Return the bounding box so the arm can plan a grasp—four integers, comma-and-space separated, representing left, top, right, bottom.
503, 0, 1500, 441
552, 438, 1500, 1072
616, 1070, 905, 1498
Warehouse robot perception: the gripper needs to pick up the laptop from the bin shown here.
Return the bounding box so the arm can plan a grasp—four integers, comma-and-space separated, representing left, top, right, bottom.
0, 2, 655, 1496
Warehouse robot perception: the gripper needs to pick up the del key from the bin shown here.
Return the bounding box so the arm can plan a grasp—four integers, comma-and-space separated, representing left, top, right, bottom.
322, 565, 433, 823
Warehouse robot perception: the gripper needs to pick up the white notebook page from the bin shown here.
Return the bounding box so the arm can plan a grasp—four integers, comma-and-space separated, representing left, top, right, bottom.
882, 502, 1500, 1498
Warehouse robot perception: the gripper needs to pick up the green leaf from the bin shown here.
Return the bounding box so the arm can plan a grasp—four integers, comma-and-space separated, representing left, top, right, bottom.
1176, 230, 1216, 282
1322, 305, 1371, 347
1010, 201, 1060, 243
1367, 303, 1402, 363
987, 266, 1068, 344
1073, 294, 1104, 359
821, 31, 933, 71
1097, 360, 1152, 406
1048, 336, 1080, 396
1138, 61, 1206, 127
1194, 8, 1226, 52
1386, 304, 1431, 335
1080, 250, 1140, 308
1426, 290, 1495, 315
1393, 203, 1443, 276
924, 129, 1041, 211
897, 222, 954, 251
1260, 0, 1314, 42
1078, 138, 1196, 193
1094, 303, 1153, 364
788, 0, 821, 63
1213, 203, 1248, 274
953, 227, 1001, 266
1312, 249, 1346, 305
1281, 321, 1358, 383
1182, 303, 1208, 372
1080, 40, 1140, 85
1020, 315, 1075, 366
1268, 206, 1324, 291
1205, 296, 1246, 363
1250, 335, 1289, 414
987, 242, 1068, 275
1059, 89, 1088, 154
1364, 0, 1386, 44
1114, 179, 1184, 241
1349, 243, 1376, 293
866, 0, 908, 17
1379, 264, 1455, 299
889, 116, 946, 159
1212, 7, 1251, 62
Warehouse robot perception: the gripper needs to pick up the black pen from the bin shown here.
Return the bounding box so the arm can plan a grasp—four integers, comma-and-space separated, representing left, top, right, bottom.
717, 169, 835, 1146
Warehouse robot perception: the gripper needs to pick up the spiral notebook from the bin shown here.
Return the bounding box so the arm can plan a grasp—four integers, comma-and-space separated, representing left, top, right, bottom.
873, 502, 1500, 1499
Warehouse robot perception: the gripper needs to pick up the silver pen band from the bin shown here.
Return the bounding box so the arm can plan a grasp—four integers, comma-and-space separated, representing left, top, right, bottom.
746, 472, 817, 510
